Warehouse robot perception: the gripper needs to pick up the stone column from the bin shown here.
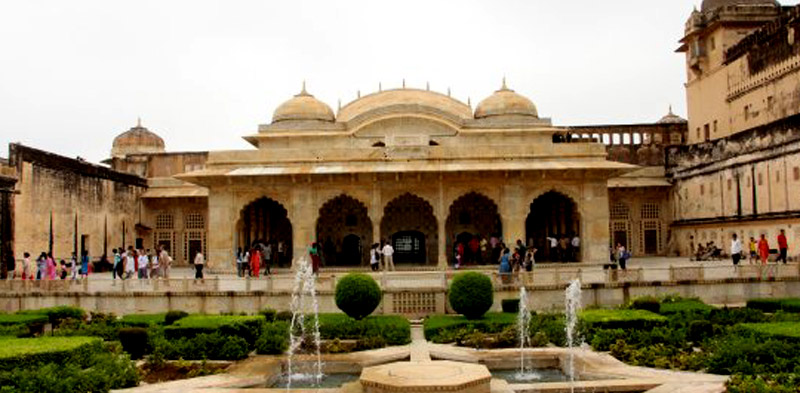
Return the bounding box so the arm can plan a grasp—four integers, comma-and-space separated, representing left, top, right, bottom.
501, 184, 525, 246
207, 187, 235, 270
437, 218, 446, 269
582, 181, 610, 262
291, 184, 314, 270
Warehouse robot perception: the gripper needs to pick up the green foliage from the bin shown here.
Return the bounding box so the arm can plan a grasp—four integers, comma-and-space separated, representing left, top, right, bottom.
0, 314, 48, 326
118, 328, 149, 360
164, 315, 265, 347
334, 273, 382, 320
448, 272, 493, 320
580, 309, 667, 329
52, 317, 120, 341
164, 311, 189, 326
255, 321, 289, 354
258, 308, 277, 322
151, 332, 250, 361
739, 322, 800, 341
276, 311, 293, 321
19, 306, 85, 327
0, 336, 103, 372
355, 336, 387, 351
727, 374, 800, 393
0, 352, 139, 393
687, 320, 713, 343
501, 299, 520, 313
424, 312, 516, 342
630, 296, 660, 313
747, 298, 800, 313
318, 314, 410, 345
119, 313, 165, 327
658, 299, 714, 315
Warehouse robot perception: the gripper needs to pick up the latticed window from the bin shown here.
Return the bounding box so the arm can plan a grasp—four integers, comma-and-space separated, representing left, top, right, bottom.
155, 214, 174, 230
610, 203, 630, 220
641, 203, 660, 219
185, 212, 205, 230
154, 231, 175, 252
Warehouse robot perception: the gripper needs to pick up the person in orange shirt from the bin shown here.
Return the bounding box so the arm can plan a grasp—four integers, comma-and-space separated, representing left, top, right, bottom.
758, 234, 770, 265
249, 246, 261, 278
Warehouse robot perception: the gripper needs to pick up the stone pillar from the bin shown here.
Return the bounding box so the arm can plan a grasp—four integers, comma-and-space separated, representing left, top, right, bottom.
291, 185, 314, 269
582, 181, 610, 262
437, 218, 446, 269
501, 184, 525, 245
207, 188, 235, 270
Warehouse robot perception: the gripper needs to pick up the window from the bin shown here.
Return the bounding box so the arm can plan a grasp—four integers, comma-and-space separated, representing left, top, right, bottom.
696, 127, 701, 140
758, 173, 763, 186
700, 184, 705, 195
610, 203, 630, 220
641, 203, 660, 219
185, 212, 205, 230
727, 178, 732, 191
155, 214, 174, 230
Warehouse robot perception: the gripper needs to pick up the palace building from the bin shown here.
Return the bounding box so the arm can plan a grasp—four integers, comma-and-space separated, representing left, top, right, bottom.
3, 0, 799, 273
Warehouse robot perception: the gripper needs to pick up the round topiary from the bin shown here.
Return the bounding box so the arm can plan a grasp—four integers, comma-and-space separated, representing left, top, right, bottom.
449, 272, 493, 319
335, 273, 382, 320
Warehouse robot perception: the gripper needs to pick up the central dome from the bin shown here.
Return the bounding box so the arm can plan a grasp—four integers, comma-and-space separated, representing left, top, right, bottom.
474, 80, 538, 119
700, 0, 779, 12
111, 119, 165, 158
272, 85, 335, 123
337, 89, 472, 123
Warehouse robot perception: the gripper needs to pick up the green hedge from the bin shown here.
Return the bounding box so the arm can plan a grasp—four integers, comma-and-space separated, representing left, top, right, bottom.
256, 321, 289, 354
424, 312, 516, 341
659, 299, 715, 315
334, 273, 382, 320
747, 298, 800, 313
580, 309, 667, 330
448, 272, 494, 319
318, 314, 410, 345
151, 332, 250, 361
739, 322, 800, 341
0, 352, 139, 393
0, 336, 103, 372
164, 315, 265, 347
119, 313, 165, 327
18, 306, 85, 327
0, 314, 48, 326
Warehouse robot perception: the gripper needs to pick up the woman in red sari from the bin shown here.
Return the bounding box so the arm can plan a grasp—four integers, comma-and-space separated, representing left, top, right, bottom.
758, 234, 770, 265
249, 246, 261, 278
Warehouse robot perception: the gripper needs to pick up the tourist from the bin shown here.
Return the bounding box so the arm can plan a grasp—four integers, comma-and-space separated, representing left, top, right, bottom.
524, 247, 536, 272
777, 229, 788, 264
758, 234, 770, 265
499, 247, 512, 283
516, 240, 527, 264
21, 252, 31, 280
125, 247, 136, 279
249, 246, 261, 278
36, 252, 46, 280
730, 233, 742, 266
80, 250, 90, 279
616, 243, 629, 270
748, 237, 758, 264
468, 236, 480, 265
236, 247, 244, 277
309, 242, 321, 274
69, 252, 78, 280
263, 242, 272, 276
571, 234, 580, 261
479, 236, 488, 265
137, 250, 149, 279
382, 241, 395, 271
159, 246, 172, 278
277, 240, 285, 268
194, 251, 205, 279
112, 248, 120, 280
59, 260, 68, 280
46, 253, 56, 280
455, 241, 464, 269
546, 236, 558, 262
150, 249, 160, 279
242, 248, 250, 277
370, 243, 380, 271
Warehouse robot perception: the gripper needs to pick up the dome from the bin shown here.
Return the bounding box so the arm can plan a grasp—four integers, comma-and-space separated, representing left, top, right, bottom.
111, 119, 165, 158
272, 84, 335, 123
701, 0, 779, 12
657, 106, 688, 124
337, 88, 472, 123
474, 80, 538, 119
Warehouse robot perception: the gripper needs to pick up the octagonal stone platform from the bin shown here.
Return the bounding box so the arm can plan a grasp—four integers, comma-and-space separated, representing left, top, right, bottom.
360, 360, 492, 393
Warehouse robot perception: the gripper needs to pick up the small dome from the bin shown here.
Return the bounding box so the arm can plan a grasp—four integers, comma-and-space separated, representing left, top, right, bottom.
272, 84, 335, 123
474, 79, 538, 119
701, 0, 779, 12
657, 106, 688, 124
111, 119, 165, 158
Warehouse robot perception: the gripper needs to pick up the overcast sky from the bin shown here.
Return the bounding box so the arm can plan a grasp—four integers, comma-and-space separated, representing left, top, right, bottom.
2, 1, 796, 163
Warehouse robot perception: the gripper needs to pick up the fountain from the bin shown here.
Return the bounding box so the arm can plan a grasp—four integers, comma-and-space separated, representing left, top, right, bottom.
564, 278, 582, 392
285, 257, 323, 390
514, 287, 540, 381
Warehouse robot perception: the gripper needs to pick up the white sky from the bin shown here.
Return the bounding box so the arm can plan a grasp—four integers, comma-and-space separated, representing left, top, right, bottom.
1, 0, 796, 163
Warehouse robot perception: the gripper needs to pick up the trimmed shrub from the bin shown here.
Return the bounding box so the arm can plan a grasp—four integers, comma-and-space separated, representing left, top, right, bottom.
580, 309, 667, 330
747, 299, 783, 313
0, 314, 48, 326
276, 311, 293, 321
501, 299, 520, 313
448, 272, 493, 320
424, 312, 516, 342
164, 315, 265, 348
255, 321, 289, 354
739, 322, 800, 341
0, 336, 102, 371
155, 333, 250, 360
0, 351, 139, 392
118, 328, 149, 360
630, 296, 661, 313
688, 320, 713, 343
334, 273, 382, 320
317, 314, 410, 345
120, 313, 165, 327
259, 308, 277, 322
20, 306, 85, 327
164, 311, 189, 326
659, 299, 714, 315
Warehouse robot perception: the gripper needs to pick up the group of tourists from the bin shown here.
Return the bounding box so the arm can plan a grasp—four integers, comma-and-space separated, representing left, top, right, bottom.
495, 239, 537, 275
368, 241, 395, 272
544, 234, 581, 262
610, 243, 631, 270
111, 245, 173, 280
6, 250, 91, 280
236, 240, 286, 278
728, 230, 790, 265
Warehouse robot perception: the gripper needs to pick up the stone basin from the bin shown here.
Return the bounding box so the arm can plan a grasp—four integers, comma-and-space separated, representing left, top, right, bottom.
360, 360, 492, 393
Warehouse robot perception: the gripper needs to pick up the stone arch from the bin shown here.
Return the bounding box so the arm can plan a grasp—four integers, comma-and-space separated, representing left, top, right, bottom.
445, 192, 502, 265
526, 190, 581, 262
380, 193, 438, 265
238, 197, 293, 267
315, 194, 372, 267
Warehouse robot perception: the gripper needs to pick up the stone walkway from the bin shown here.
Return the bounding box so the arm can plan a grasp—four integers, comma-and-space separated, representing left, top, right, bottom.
409, 323, 431, 363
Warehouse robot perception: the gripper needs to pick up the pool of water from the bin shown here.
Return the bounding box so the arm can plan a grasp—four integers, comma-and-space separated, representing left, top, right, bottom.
269, 373, 359, 388
491, 369, 573, 383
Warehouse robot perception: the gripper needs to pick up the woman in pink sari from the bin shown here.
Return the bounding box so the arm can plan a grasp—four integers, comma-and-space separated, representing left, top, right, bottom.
46, 252, 57, 280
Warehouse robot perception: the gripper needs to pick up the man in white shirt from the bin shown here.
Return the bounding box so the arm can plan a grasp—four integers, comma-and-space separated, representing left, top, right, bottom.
571, 235, 580, 261
137, 250, 149, 279
381, 241, 395, 271
730, 233, 742, 266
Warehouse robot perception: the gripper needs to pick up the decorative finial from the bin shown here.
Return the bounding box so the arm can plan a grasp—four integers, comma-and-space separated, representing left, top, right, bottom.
668, 104, 674, 115
137, 117, 141, 127
338, 99, 342, 111
447, 87, 451, 97
301, 80, 307, 95
426, 81, 430, 91
402, 78, 406, 88
379, 82, 382, 92
357, 90, 361, 98
467, 97, 471, 108
501, 76, 508, 91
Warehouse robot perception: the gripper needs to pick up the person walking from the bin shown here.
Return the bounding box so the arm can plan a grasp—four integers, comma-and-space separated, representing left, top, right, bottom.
79, 251, 90, 279
730, 233, 742, 266
35, 252, 46, 280
758, 234, 770, 265
125, 248, 136, 279
159, 246, 172, 279
616, 243, 629, 270
249, 246, 261, 278
370, 243, 380, 271
236, 247, 244, 277
46, 253, 56, 280
777, 229, 789, 264
21, 252, 31, 280
381, 241, 395, 271
748, 237, 758, 264
137, 250, 148, 279
150, 250, 160, 279
193, 251, 205, 279
112, 249, 120, 280
309, 242, 321, 274
263, 242, 272, 276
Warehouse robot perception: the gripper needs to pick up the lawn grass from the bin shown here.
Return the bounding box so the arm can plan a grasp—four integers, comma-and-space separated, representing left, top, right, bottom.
0, 336, 102, 371
580, 309, 667, 329
119, 313, 165, 327
659, 299, 715, 314
739, 322, 800, 341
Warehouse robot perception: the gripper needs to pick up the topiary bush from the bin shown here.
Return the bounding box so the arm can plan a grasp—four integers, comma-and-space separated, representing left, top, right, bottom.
449, 272, 493, 320
334, 273, 382, 320
164, 311, 189, 326
118, 327, 149, 360
630, 296, 661, 314
259, 308, 277, 322
501, 299, 520, 313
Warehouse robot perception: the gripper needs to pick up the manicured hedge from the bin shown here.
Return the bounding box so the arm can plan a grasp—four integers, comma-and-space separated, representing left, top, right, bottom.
119, 313, 165, 327
424, 312, 517, 340
0, 336, 103, 371
580, 309, 667, 329
0, 314, 48, 326
0, 352, 139, 393
448, 272, 494, 319
334, 273, 382, 320
659, 299, 714, 315
256, 321, 289, 354
747, 298, 800, 313
152, 333, 250, 361
739, 322, 800, 341
164, 315, 265, 347
18, 306, 85, 327
317, 314, 410, 345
